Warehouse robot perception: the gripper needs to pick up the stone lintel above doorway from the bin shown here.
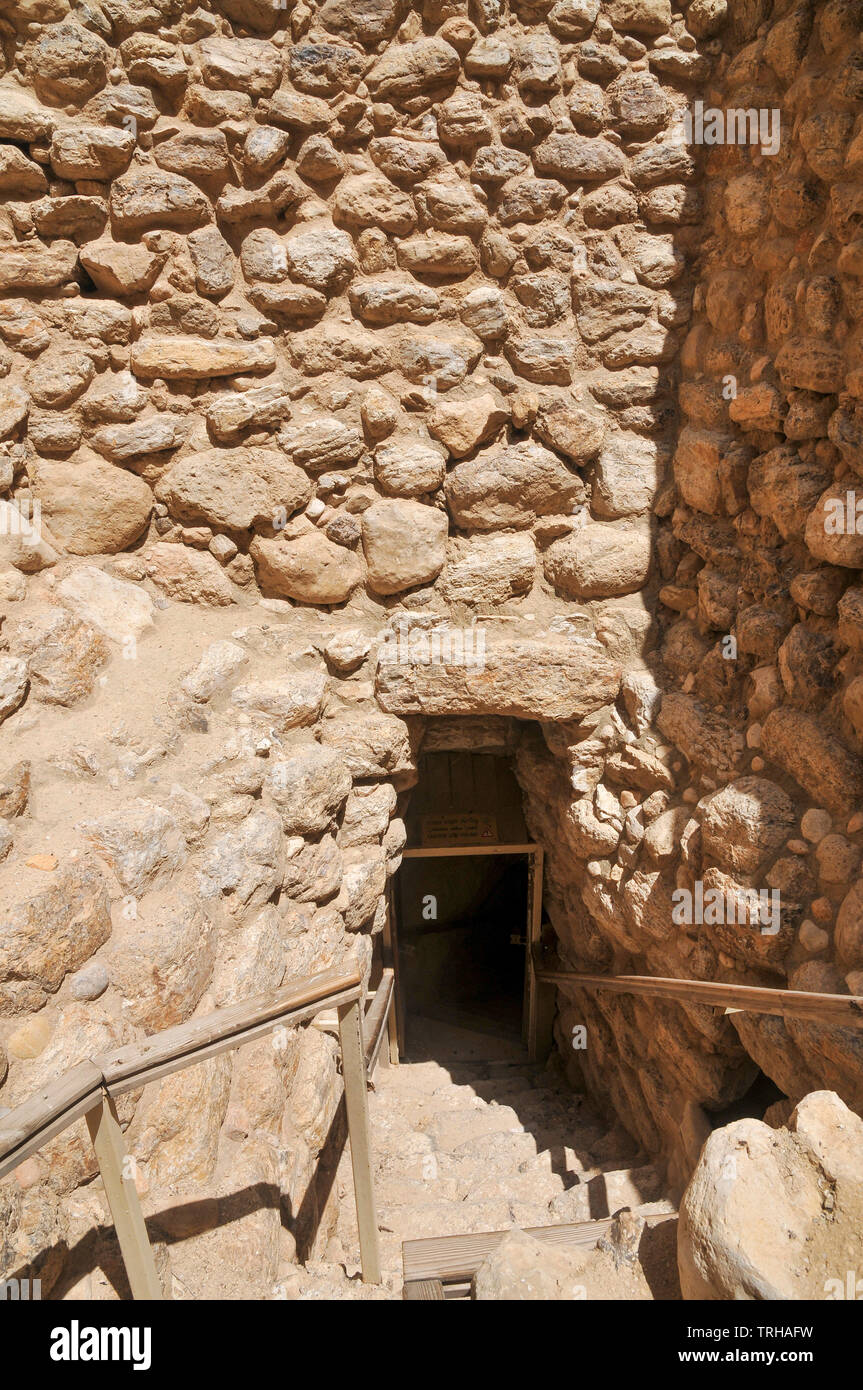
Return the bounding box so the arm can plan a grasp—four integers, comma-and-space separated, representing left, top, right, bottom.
375, 627, 621, 721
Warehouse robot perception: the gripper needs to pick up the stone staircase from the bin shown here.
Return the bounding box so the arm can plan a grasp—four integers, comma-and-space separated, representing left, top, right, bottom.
277, 1037, 679, 1300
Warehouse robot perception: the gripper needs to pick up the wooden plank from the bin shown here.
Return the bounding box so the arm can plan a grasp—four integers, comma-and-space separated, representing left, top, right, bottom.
338, 998, 382, 1284
402, 843, 537, 859
402, 1213, 676, 1285
86, 1092, 163, 1301
475, 754, 497, 814
533, 849, 554, 1058
364, 969, 394, 1080
95, 968, 363, 1097
449, 750, 475, 813
103, 986, 361, 1097
534, 966, 863, 1030
420, 716, 512, 755
523, 851, 534, 1049
394, 871, 411, 1054
526, 847, 552, 1061
425, 755, 450, 817
403, 1278, 445, 1301
382, 883, 402, 1064
494, 756, 529, 842
0, 1061, 105, 1179
443, 1281, 472, 1300
310, 1009, 339, 1034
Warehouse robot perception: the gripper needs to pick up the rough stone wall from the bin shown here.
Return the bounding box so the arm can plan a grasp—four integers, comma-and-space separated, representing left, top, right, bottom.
670, 0, 863, 1136
0, 0, 861, 1292
526, 0, 863, 1191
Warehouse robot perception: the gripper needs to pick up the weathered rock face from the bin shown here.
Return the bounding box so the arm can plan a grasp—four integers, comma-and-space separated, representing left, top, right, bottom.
157, 449, 312, 533
545, 522, 653, 598
472, 1226, 589, 1300
471, 1215, 657, 1301
31, 456, 153, 555
252, 529, 364, 604
108, 890, 216, 1031
79, 799, 187, 896
0, 0, 862, 1306
362, 499, 448, 595
446, 442, 583, 531
0, 860, 111, 1016
679, 1092, 863, 1300
699, 778, 797, 877
439, 532, 537, 605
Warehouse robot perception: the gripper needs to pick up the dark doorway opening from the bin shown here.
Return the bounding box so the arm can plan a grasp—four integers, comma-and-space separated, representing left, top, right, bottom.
388, 741, 553, 1063
395, 851, 529, 1057
706, 1070, 787, 1129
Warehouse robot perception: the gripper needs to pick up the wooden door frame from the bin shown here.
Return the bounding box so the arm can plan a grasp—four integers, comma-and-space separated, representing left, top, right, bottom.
394, 843, 552, 1061
382, 882, 401, 1066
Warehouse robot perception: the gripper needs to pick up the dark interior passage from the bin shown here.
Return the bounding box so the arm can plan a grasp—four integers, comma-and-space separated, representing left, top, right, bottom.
396, 852, 529, 1050
706, 1070, 787, 1130
395, 743, 535, 1059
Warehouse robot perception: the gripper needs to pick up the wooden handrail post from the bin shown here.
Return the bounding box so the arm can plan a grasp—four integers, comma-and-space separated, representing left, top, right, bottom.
86, 1090, 164, 1301
337, 997, 382, 1285
526, 847, 552, 1062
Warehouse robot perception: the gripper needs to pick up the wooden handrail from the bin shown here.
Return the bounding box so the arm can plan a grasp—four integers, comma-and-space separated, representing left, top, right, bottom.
364, 969, 395, 1077
96, 967, 363, 1097
0, 966, 362, 1175
534, 957, 863, 1029
306, 970, 395, 1070
0, 963, 382, 1297
0, 1061, 104, 1176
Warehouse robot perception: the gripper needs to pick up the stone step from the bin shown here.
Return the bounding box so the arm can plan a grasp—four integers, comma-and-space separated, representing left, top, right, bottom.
373, 1086, 492, 1122
361, 1058, 671, 1298
529, 1124, 620, 1156
379, 1200, 517, 1241
461, 1168, 565, 1208
424, 1106, 526, 1151
444, 1062, 537, 1086
377, 1147, 537, 1191
274, 1260, 395, 1302
589, 1123, 643, 1163
385, 1060, 463, 1093
467, 1076, 551, 1102
375, 1150, 451, 1184
450, 1128, 539, 1167
377, 1076, 475, 1104
369, 1114, 433, 1156
500, 1099, 577, 1131
549, 1164, 670, 1224
518, 1149, 591, 1183
466, 1083, 583, 1119
379, 1176, 464, 1207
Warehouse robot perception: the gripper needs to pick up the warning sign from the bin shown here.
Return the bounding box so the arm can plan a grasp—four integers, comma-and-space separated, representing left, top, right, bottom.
420, 814, 498, 847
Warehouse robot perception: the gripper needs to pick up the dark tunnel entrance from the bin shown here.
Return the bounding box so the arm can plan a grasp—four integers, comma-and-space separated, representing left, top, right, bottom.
395, 850, 529, 1058
390, 741, 551, 1064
